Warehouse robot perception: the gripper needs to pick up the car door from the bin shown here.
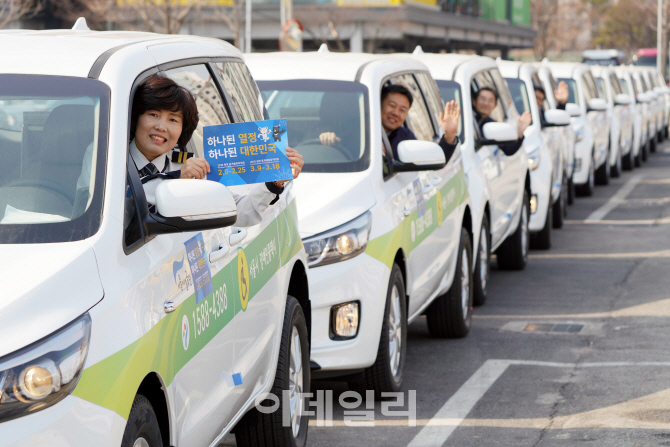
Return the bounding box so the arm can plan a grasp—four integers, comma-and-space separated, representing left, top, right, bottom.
210, 60, 283, 416
157, 63, 239, 445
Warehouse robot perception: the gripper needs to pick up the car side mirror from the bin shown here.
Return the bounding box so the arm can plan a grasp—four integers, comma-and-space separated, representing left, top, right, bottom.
544, 109, 571, 126
615, 94, 632, 105
393, 139, 447, 172
480, 122, 518, 145
565, 103, 581, 117
637, 92, 650, 103
588, 98, 608, 111
150, 179, 237, 235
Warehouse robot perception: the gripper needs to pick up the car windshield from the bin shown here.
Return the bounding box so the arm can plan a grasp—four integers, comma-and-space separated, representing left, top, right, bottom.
435, 80, 464, 139
258, 80, 369, 173
0, 75, 109, 244
505, 78, 532, 121
557, 78, 580, 106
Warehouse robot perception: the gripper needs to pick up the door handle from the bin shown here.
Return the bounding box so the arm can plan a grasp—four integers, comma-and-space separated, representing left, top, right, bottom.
403, 207, 412, 217
209, 243, 230, 263
229, 228, 248, 246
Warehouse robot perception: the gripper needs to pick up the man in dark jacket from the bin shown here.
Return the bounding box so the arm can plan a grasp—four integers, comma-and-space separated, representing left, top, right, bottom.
319, 84, 461, 164
472, 86, 531, 156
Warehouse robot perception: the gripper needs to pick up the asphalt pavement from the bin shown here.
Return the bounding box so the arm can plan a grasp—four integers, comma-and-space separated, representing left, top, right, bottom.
222, 141, 670, 447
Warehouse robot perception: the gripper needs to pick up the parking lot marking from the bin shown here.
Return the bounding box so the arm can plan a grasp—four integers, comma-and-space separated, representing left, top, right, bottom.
619, 196, 670, 204
565, 216, 670, 225
528, 248, 670, 259
584, 175, 641, 222
639, 178, 670, 184
474, 298, 670, 319
408, 360, 670, 445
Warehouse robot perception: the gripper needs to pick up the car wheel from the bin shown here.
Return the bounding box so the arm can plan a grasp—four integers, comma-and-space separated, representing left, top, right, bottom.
496, 189, 529, 271
610, 142, 622, 178
552, 176, 566, 229
595, 145, 610, 185
235, 296, 310, 447
426, 229, 473, 338
121, 395, 163, 447
472, 214, 490, 307
650, 135, 657, 153
622, 146, 634, 171
351, 264, 406, 398
658, 130, 664, 143
530, 192, 551, 250
576, 153, 596, 197
665, 125, 669, 139
642, 138, 649, 161
567, 174, 575, 205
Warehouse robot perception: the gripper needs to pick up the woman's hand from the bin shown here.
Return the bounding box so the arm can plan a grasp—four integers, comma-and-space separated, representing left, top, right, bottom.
274, 147, 304, 188
319, 132, 341, 146
439, 100, 461, 144
179, 157, 210, 179
555, 81, 570, 105
517, 111, 532, 138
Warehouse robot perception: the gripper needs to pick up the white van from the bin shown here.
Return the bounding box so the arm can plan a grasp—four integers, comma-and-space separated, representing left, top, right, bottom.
0, 29, 310, 447
247, 51, 473, 395
546, 62, 610, 194
412, 52, 532, 307
498, 60, 571, 249
617, 65, 651, 166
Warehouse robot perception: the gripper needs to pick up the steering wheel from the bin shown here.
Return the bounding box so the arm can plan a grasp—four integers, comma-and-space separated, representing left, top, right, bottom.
3, 178, 75, 205
296, 138, 351, 160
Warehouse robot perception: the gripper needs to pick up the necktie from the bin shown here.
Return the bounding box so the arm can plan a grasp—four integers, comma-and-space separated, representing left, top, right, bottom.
141, 162, 158, 179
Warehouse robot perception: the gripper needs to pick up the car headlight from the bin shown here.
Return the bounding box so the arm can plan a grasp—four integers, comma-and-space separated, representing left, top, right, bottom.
527, 148, 541, 171
303, 211, 371, 268
0, 313, 91, 423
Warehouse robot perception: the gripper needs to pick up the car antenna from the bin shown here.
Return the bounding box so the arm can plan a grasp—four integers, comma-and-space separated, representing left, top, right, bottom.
413, 45, 424, 55
318, 43, 329, 53
72, 17, 90, 31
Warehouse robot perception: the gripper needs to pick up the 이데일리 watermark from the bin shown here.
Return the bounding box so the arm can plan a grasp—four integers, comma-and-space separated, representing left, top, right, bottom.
253, 389, 417, 427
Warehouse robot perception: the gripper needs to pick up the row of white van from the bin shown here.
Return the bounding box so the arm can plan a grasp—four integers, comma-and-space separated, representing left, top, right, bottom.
1, 26, 667, 447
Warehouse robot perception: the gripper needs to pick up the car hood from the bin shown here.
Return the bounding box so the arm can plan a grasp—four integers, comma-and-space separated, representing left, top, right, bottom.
293, 172, 376, 238
0, 241, 103, 358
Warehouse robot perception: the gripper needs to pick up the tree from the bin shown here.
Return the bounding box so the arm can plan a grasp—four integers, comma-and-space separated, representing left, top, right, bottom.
0, 0, 44, 29
531, 0, 560, 59
121, 0, 201, 34
593, 0, 656, 56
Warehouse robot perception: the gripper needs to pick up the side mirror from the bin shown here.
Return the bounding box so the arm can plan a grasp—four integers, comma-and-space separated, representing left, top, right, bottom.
637, 92, 650, 103
480, 122, 518, 145
393, 139, 447, 172
151, 179, 237, 234
544, 109, 571, 126
588, 98, 608, 111
565, 103, 581, 117
615, 94, 632, 105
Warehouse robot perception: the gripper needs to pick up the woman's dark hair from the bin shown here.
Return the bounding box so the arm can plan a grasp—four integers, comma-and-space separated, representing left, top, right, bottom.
381, 84, 413, 106
473, 86, 498, 103
130, 74, 199, 149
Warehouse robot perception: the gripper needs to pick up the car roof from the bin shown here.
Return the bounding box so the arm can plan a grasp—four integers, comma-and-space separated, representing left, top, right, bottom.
410, 53, 494, 81
0, 29, 242, 78
589, 65, 615, 77
244, 51, 431, 83
497, 60, 538, 80
544, 61, 591, 79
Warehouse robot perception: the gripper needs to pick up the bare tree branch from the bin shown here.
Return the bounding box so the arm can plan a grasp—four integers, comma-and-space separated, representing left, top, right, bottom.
0, 0, 44, 30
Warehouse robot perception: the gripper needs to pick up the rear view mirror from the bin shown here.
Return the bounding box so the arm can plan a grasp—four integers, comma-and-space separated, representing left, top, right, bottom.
565, 103, 581, 117
544, 109, 571, 126
393, 139, 447, 172
480, 122, 518, 145
152, 179, 237, 233
615, 94, 632, 105
588, 98, 608, 111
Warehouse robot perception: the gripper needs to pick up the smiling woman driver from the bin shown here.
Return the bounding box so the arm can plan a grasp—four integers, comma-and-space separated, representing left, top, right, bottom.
127, 74, 304, 226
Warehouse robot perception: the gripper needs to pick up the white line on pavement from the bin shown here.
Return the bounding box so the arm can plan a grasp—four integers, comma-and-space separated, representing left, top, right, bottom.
585, 175, 641, 222
407, 360, 670, 446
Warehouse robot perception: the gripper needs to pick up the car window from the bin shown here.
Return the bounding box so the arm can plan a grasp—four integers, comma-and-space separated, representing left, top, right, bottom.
258, 79, 369, 173
212, 61, 264, 123
0, 75, 109, 244
583, 72, 601, 99
619, 77, 630, 95
505, 78, 533, 124
596, 77, 609, 101
390, 73, 436, 141
639, 75, 649, 92
414, 72, 444, 129
472, 70, 506, 123
435, 80, 463, 139
610, 73, 623, 96
164, 64, 232, 158
558, 78, 580, 106
580, 75, 595, 103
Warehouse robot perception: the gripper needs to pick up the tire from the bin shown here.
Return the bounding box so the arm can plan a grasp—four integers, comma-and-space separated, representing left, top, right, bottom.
650, 135, 657, 153
426, 229, 473, 338
472, 214, 490, 307
658, 130, 664, 143
530, 194, 551, 250
622, 146, 634, 171
496, 189, 529, 271
350, 264, 406, 398
634, 150, 642, 167
610, 142, 622, 178
567, 175, 575, 205
235, 296, 310, 447
595, 146, 610, 185
665, 125, 669, 139
121, 395, 163, 447
552, 177, 566, 229
576, 152, 596, 197
642, 138, 649, 161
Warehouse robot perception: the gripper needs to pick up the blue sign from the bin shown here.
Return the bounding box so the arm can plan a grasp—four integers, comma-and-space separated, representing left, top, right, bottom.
204, 119, 293, 186
184, 233, 213, 303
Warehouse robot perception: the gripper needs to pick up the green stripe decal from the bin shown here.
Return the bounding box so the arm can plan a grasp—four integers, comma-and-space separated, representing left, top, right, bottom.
72, 198, 302, 419
364, 170, 469, 268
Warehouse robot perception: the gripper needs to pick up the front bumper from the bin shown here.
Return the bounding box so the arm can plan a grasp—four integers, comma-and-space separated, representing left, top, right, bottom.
528, 153, 552, 233
308, 252, 390, 374
572, 135, 593, 186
